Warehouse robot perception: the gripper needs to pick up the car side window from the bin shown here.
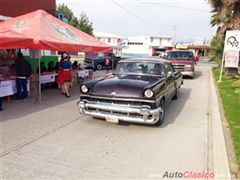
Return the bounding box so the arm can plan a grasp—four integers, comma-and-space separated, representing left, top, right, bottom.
164, 63, 175, 75
164, 64, 168, 75
168, 63, 175, 73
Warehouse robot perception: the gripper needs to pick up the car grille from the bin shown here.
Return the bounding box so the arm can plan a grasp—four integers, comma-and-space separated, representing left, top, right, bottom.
173, 65, 185, 70
81, 98, 153, 119
81, 97, 155, 108
87, 107, 146, 119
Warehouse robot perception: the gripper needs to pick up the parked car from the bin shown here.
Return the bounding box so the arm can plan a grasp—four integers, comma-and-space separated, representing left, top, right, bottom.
166, 50, 195, 78
84, 53, 121, 71
78, 58, 183, 126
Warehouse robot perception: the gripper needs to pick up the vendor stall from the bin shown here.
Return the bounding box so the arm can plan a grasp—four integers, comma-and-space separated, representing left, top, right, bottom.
0, 9, 112, 102
0, 78, 30, 98
77, 69, 89, 79
40, 72, 58, 84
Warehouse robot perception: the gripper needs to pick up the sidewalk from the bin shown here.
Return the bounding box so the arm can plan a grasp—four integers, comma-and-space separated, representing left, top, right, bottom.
0, 70, 110, 154
209, 68, 232, 180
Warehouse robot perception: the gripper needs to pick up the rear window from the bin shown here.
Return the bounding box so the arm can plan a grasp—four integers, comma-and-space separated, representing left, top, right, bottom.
166, 51, 194, 60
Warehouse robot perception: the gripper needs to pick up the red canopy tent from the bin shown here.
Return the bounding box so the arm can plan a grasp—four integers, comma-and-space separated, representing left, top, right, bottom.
0, 9, 113, 102
0, 9, 113, 52
0, 31, 33, 49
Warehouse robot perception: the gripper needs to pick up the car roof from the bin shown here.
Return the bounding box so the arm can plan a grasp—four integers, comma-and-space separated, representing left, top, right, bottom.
167, 50, 193, 53
119, 57, 169, 64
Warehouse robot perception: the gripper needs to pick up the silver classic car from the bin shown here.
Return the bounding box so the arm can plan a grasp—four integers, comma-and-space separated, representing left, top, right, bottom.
78, 58, 183, 126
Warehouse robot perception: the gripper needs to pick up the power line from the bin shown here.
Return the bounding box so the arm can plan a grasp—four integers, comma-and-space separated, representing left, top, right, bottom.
63, 0, 210, 13
110, 0, 163, 33
142, 2, 209, 13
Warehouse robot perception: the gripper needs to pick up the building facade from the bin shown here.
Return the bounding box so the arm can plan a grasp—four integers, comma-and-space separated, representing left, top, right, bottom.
0, 0, 56, 18
94, 32, 173, 57
94, 31, 125, 57
122, 35, 173, 57
175, 38, 210, 58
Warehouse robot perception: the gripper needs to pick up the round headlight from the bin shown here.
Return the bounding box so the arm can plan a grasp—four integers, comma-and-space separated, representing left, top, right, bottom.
81, 85, 88, 93
144, 89, 153, 98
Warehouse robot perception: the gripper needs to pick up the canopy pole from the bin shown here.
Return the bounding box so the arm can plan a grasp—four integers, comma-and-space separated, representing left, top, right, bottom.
111, 54, 114, 71
34, 69, 38, 103
38, 50, 41, 103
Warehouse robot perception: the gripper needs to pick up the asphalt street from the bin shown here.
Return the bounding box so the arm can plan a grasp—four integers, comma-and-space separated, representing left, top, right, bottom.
0, 61, 217, 179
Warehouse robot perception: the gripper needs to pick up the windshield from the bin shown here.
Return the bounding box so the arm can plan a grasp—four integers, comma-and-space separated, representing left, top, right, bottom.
166, 51, 194, 60
115, 62, 164, 76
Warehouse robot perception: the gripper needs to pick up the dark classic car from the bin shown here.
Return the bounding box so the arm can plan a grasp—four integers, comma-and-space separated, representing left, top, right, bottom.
84, 53, 121, 70
78, 58, 183, 126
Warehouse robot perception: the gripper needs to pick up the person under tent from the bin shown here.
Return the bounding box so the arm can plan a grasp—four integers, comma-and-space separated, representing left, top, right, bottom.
37, 62, 47, 74
57, 53, 72, 98
15, 52, 32, 100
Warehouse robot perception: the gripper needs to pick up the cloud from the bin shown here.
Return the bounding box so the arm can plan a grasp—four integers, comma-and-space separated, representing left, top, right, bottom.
56, 0, 216, 41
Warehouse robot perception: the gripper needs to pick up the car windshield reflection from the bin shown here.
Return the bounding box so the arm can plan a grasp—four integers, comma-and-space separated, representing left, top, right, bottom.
115, 62, 164, 76
166, 51, 194, 60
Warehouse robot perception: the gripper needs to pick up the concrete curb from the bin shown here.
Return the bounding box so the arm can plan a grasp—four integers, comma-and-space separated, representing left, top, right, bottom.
209, 68, 232, 180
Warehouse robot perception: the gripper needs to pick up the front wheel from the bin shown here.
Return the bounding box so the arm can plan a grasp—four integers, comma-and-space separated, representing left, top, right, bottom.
190, 72, 195, 79
96, 64, 103, 70
155, 99, 165, 126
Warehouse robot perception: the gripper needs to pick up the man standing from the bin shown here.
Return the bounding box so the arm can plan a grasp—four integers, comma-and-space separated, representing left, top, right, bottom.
15, 52, 32, 100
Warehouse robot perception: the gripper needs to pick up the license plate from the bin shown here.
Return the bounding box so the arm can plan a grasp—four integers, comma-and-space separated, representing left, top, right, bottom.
106, 117, 119, 123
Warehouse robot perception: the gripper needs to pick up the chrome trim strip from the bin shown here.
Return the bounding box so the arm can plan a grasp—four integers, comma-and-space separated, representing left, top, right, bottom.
80, 94, 156, 103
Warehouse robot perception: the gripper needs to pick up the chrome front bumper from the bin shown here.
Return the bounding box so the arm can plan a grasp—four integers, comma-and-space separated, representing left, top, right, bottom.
78, 100, 162, 124
180, 71, 194, 77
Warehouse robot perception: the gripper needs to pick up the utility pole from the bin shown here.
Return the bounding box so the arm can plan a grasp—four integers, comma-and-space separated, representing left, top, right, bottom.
172, 25, 179, 47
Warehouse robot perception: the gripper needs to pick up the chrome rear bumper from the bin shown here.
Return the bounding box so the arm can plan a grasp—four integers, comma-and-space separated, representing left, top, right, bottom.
78, 100, 162, 124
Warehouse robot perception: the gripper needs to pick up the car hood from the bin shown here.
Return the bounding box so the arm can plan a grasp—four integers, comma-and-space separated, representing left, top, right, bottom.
169, 59, 193, 65
90, 74, 162, 98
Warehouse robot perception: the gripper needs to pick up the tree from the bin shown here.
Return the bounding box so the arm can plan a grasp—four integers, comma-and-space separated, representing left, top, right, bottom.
208, 36, 224, 66
77, 12, 94, 36
57, 4, 94, 35
209, 0, 224, 30
57, 3, 78, 27
208, 0, 240, 76
209, 0, 240, 36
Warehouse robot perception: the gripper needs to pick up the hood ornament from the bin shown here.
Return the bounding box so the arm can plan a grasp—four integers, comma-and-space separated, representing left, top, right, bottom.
111, 92, 116, 96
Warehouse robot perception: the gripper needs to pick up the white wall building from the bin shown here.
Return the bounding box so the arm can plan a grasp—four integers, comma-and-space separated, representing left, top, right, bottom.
94, 31, 125, 57
122, 35, 173, 57
192, 38, 210, 46
94, 31, 173, 57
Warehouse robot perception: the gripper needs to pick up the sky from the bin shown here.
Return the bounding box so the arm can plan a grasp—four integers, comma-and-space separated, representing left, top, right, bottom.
56, 0, 217, 42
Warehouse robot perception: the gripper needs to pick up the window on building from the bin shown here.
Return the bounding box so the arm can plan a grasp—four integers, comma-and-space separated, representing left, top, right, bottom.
108, 38, 111, 43
127, 42, 143, 45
